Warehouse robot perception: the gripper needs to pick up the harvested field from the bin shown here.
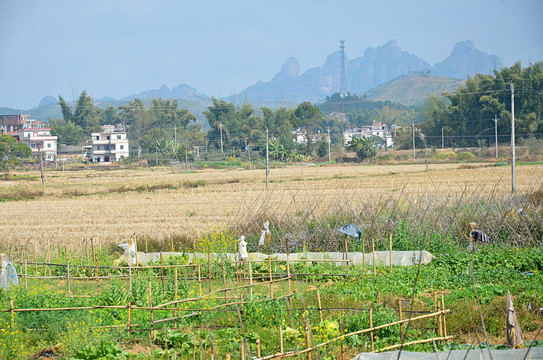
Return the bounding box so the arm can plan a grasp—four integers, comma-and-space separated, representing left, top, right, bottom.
0, 163, 542, 252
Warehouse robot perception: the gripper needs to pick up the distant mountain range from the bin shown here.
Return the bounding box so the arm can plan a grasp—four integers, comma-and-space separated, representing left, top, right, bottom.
233, 40, 500, 106
2, 40, 502, 122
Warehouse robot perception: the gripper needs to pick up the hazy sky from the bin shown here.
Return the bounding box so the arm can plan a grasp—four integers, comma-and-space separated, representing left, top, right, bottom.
1, 0, 542, 109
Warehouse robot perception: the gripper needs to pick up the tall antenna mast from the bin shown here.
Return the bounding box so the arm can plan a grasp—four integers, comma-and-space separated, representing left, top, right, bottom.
339, 39, 347, 96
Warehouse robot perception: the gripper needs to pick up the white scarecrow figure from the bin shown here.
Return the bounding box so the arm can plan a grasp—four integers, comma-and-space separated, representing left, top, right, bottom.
239, 236, 248, 261
0, 253, 19, 291
258, 221, 271, 247
118, 238, 138, 266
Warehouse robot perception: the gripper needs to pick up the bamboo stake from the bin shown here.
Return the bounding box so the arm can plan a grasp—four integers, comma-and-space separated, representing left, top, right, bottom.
10, 299, 15, 329
160, 252, 165, 291
47, 239, 51, 277
374, 336, 454, 353
66, 259, 71, 297
91, 238, 100, 295
24, 259, 28, 290
286, 239, 291, 295
441, 294, 447, 337
207, 253, 212, 294
34, 241, 38, 275
148, 282, 154, 359
377, 291, 381, 304
346, 236, 350, 276
197, 263, 202, 297
305, 317, 312, 360
128, 262, 132, 294
248, 262, 253, 298
362, 237, 366, 279
438, 297, 443, 337
225, 354, 230, 360
268, 257, 273, 298
317, 288, 323, 323
398, 299, 404, 342
127, 300, 131, 332
240, 340, 245, 359
370, 308, 374, 352
174, 269, 178, 329
433, 292, 438, 333
279, 326, 284, 353
256, 338, 261, 357
339, 321, 344, 360
222, 263, 227, 303
85, 239, 90, 267
389, 233, 393, 272
372, 238, 376, 277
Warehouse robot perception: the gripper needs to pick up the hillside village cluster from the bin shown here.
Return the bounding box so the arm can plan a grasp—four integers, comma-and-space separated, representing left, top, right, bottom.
0, 112, 393, 163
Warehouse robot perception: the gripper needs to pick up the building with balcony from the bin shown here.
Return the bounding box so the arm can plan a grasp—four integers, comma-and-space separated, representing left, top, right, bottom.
90, 125, 129, 163
18, 128, 58, 161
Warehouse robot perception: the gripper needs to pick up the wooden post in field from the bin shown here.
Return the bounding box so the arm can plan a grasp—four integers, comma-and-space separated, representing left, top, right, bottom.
339, 321, 345, 360
160, 252, 165, 291
433, 292, 438, 334
174, 269, 178, 328
24, 258, 28, 290
398, 299, 404, 342
441, 294, 447, 337
148, 282, 154, 351
268, 256, 273, 298
225, 354, 230, 360
91, 238, 100, 295
127, 300, 131, 332
279, 326, 284, 353
240, 340, 245, 359
362, 237, 366, 279
33, 241, 38, 275
197, 263, 202, 297
389, 233, 393, 272
66, 259, 71, 297
207, 253, 212, 294
286, 238, 291, 295
85, 239, 90, 266
10, 299, 15, 329
369, 308, 375, 352
305, 317, 312, 360
317, 288, 323, 323
437, 295, 443, 337
222, 263, 227, 303
371, 238, 376, 277
256, 338, 261, 357
248, 262, 253, 298
47, 239, 51, 276
128, 262, 133, 294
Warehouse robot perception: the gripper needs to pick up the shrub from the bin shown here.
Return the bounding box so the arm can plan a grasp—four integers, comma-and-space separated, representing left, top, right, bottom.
432, 151, 457, 160
458, 151, 475, 162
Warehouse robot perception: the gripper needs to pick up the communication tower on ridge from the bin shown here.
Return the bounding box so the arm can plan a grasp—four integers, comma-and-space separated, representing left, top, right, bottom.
340, 39, 347, 97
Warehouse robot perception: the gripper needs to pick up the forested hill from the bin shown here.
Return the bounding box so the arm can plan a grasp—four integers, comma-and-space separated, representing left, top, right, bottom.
363, 73, 465, 106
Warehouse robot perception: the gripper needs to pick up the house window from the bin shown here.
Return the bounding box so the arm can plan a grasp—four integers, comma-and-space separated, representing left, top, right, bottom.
120, 145, 124, 150
47, 143, 51, 148
30, 144, 36, 148
117, 135, 121, 139
111, 144, 115, 150
107, 136, 110, 140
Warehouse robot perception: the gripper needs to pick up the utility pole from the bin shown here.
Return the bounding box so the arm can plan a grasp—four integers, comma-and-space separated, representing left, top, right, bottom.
511, 82, 515, 194
266, 128, 269, 189
38, 145, 45, 196
493, 114, 499, 160
219, 121, 224, 153
327, 127, 331, 163
174, 125, 177, 147
441, 127, 444, 149
412, 123, 416, 159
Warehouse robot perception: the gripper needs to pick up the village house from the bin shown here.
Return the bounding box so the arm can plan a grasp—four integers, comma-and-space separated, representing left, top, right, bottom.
0, 113, 42, 134
343, 122, 394, 149
18, 127, 58, 161
90, 125, 129, 163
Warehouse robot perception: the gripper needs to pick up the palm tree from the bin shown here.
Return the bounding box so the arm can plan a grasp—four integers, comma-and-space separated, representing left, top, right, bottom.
346, 136, 376, 162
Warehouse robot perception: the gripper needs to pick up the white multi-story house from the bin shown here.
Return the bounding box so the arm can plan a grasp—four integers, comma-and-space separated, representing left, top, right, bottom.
90, 125, 129, 163
18, 128, 58, 161
344, 122, 394, 149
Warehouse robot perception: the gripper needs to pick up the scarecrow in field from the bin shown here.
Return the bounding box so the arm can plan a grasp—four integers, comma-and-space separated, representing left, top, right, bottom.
0, 253, 19, 291
466, 222, 491, 250
259, 221, 271, 247
239, 236, 248, 261
117, 238, 138, 266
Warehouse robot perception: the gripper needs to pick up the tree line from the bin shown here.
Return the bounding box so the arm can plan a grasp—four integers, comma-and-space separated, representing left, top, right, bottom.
47, 62, 543, 162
